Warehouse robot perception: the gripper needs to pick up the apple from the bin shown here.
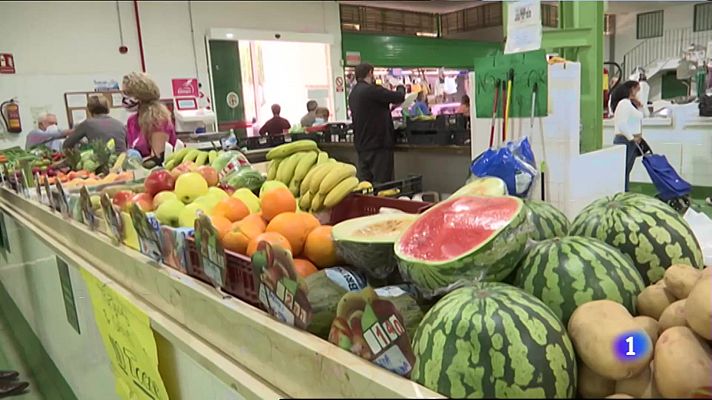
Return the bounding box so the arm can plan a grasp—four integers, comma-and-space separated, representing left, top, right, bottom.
196, 165, 219, 187
170, 161, 197, 179
155, 199, 186, 227
153, 191, 178, 209
232, 188, 261, 214
112, 190, 135, 212
144, 169, 175, 197
174, 172, 208, 204
178, 203, 205, 228
131, 192, 154, 212
207, 187, 229, 200
259, 180, 289, 199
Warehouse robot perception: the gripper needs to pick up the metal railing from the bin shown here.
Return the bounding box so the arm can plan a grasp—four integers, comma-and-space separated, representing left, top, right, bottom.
622, 28, 712, 77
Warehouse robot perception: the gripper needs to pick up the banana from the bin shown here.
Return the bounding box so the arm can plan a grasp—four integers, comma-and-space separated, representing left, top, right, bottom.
299, 191, 312, 210
277, 152, 303, 184
310, 192, 325, 213
292, 151, 318, 183
378, 188, 401, 197
288, 178, 300, 197
300, 160, 330, 195
317, 151, 329, 165
167, 147, 190, 164
267, 158, 281, 180
309, 160, 337, 194
208, 150, 218, 165
163, 158, 178, 171
182, 149, 200, 163
111, 152, 127, 173
194, 151, 209, 166
324, 176, 359, 208
355, 181, 373, 191
318, 163, 357, 195
266, 140, 318, 161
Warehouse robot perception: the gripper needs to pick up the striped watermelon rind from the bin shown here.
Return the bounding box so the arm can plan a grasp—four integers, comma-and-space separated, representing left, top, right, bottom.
395, 196, 529, 294
570, 192, 703, 284
514, 236, 645, 324
525, 200, 570, 241
411, 282, 577, 398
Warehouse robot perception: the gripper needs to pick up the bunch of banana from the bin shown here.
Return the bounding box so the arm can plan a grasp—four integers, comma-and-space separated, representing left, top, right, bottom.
266, 141, 332, 197
299, 161, 358, 213
352, 181, 373, 195
164, 148, 220, 170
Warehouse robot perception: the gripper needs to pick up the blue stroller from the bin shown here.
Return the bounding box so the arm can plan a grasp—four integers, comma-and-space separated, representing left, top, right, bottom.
637, 143, 692, 213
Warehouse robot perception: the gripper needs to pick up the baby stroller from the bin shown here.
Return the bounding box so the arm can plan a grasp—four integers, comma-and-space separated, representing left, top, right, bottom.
636, 143, 692, 213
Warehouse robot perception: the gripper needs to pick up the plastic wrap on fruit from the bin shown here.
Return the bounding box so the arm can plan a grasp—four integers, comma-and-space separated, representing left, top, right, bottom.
304, 267, 367, 338
212, 150, 250, 179
224, 167, 265, 192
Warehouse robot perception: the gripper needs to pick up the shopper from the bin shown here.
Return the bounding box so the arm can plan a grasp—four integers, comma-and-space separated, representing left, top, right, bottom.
457, 94, 470, 115
348, 63, 405, 183
313, 107, 330, 126
122, 72, 177, 164
300, 100, 318, 128
611, 80, 644, 192
0, 370, 29, 397
410, 91, 431, 117
259, 104, 291, 136
24, 113, 70, 151
63, 96, 127, 153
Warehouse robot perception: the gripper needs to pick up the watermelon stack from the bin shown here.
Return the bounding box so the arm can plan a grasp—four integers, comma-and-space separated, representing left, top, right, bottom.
395, 196, 529, 294
570, 192, 703, 284
411, 282, 577, 398
524, 200, 569, 241
514, 236, 645, 324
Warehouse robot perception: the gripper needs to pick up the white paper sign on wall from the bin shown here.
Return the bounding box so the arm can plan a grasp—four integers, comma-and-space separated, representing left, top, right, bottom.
504, 0, 542, 55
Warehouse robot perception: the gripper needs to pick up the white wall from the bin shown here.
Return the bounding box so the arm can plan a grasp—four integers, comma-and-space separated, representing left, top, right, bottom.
0, 0, 343, 148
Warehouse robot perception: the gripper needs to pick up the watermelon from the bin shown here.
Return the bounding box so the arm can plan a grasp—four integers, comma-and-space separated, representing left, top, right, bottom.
332, 213, 418, 280
411, 283, 577, 398
525, 200, 569, 241
570, 192, 703, 285
514, 236, 645, 324
450, 176, 508, 199
395, 196, 528, 293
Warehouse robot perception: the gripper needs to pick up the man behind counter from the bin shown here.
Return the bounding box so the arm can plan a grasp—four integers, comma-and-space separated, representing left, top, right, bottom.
259, 104, 291, 136
348, 63, 405, 183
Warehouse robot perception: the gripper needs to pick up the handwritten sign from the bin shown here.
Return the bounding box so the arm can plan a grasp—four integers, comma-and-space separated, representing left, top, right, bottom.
80, 269, 169, 400
194, 213, 226, 288
129, 204, 162, 262
55, 180, 70, 217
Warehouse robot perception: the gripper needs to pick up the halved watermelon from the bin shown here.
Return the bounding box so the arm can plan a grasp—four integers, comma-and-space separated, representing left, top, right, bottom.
395, 196, 528, 293
332, 213, 418, 279
450, 176, 508, 199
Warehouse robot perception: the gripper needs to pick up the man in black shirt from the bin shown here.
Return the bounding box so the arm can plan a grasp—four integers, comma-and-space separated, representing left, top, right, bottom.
348, 63, 405, 183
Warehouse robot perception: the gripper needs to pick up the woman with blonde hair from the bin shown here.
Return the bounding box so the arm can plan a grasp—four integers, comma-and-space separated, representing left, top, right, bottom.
121, 72, 177, 164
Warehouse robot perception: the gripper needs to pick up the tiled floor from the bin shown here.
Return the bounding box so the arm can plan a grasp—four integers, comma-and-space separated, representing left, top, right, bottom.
0, 317, 43, 400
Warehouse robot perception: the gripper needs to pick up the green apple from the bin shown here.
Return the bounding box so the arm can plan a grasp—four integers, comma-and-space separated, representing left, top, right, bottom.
206, 187, 229, 200
153, 191, 178, 209
155, 199, 186, 227
232, 188, 261, 213
259, 180, 288, 199
192, 195, 220, 213
174, 172, 208, 204
90, 195, 102, 211
178, 203, 206, 228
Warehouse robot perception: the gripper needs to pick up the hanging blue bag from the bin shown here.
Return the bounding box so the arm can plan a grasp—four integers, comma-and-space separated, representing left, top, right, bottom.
470, 137, 538, 198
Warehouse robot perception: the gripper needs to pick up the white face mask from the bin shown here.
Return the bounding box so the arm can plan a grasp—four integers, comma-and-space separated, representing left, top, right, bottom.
45, 124, 59, 133
122, 96, 140, 112
314, 118, 325, 125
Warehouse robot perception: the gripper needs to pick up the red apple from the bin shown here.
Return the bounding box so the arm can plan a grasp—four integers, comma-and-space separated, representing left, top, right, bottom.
144, 169, 176, 197
131, 192, 154, 212
112, 190, 135, 212
196, 165, 218, 187
170, 162, 197, 179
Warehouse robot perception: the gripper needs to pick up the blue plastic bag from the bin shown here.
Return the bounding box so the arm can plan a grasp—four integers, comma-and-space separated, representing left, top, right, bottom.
470, 137, 538, 198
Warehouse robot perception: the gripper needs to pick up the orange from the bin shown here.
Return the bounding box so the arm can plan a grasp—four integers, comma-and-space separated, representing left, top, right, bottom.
266, 212, 311, 256
210, 215, 233, 240
293, 258, 318, 278
303, 225, 339, 269
246, 232, 292, 257
212, 198, 250, 222
223, 216, 265, 254
261, 188, 296, 221
240, 213, 267, 232
300, 212, 321, 234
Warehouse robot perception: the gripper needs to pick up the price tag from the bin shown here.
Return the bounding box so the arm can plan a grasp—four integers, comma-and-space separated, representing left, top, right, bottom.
194, 213, 226, 289
129, 204, 162, 262
100, 193, 123, 244
43, 175, 54, 211
34, 173, 42, 202
252, 241, 312, 329
55, 180, 70, 218
79, 186, 97, 231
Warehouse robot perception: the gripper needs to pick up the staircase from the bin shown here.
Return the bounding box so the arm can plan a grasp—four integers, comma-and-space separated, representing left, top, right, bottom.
622, 28, 712, 78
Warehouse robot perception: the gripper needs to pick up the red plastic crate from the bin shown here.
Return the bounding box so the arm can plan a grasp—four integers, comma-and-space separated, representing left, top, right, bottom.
327, 194, 432, 225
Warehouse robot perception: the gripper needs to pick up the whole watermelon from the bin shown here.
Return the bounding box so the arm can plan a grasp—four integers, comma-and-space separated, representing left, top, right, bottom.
514, 236, 645, 324
570, 192, 703, 284
525, 200, 569, 241
411, 283, 577, 398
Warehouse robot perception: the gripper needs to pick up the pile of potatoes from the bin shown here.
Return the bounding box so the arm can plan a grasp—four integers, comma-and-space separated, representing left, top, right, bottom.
569, 265, 711, 399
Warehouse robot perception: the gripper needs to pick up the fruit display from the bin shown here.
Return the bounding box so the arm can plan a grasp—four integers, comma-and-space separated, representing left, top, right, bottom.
524, 199, 570, 241
449, 176, 508, 198
410, 283, 577, 398
570, 192, 703, 284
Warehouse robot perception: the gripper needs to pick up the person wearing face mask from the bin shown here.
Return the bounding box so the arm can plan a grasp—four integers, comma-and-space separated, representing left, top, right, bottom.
312, 107, 329, 126
611, 80, 645, 192
121, 72, 177, 165
348, 63, 405, 183
25, 113, 71, 151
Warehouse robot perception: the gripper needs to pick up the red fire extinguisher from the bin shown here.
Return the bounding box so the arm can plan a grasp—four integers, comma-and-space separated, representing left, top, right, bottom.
1, 99, 21, 133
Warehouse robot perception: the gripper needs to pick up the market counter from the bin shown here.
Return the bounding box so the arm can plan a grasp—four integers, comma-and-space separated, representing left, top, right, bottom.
0, 189, 440, 399
320, 142, 472, 195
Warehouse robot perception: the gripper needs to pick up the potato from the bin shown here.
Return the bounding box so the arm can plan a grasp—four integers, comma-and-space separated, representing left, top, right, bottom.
664, 264, 702, 299
568, 300, 652, 380
685, 277, 712, 340
606, 395, 634, 399
632, 316, 660, 346
579, 362, 616, 398
637, 285, 676, 319
658, 299, 687, 331
654, 326, 712, 398
615, 363, 656, 398
701, 267, 712, 279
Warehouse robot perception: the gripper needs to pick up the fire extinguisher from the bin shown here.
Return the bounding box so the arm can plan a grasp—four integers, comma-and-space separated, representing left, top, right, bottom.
0, 99, 21, 133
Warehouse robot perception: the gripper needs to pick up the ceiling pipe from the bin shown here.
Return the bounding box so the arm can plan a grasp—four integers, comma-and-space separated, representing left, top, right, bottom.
133, 0, 147, 72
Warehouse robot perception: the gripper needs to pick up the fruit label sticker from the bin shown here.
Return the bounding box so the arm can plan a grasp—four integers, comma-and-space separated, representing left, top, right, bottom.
329, 288, 416, 377
324, 267, 368, 291
100, 193, 123, 244
194, 213, 226, 289
55, 179, 70, 218
252, 241, 312, 329
79, 186, 97, 231
129, 204, 163, 263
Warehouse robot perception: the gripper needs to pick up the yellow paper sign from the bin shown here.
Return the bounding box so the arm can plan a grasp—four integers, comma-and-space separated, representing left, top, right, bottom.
81, 269, 170, 400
